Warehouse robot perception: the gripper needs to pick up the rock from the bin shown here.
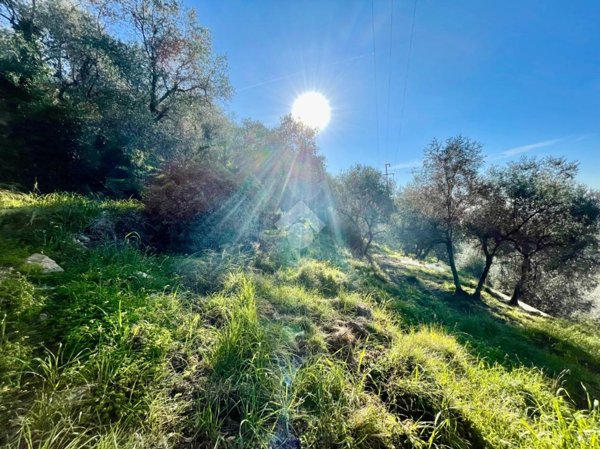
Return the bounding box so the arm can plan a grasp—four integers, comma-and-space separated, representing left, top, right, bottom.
73, 234, 91, 248
25, 253, 64, 273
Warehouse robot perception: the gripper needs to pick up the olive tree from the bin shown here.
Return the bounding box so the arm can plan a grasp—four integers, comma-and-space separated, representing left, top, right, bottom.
490, 158, 600, 307
404, 136, 483, 295
335, 165, 394, 260
465, 178, 515, 299
0, 0, 232, 194
394, 188, 447, 260
110, 0, 231, 122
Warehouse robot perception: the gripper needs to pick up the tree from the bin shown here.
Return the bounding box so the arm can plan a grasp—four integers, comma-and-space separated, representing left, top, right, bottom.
334, 165, 394, 259
111, 0, 231, 122
406, 136, 483, 295
162, 115, 330, 251
0, 0, 147, 194
491, 158, 600, 307
0, 0, 231, 195
227, 116, 327, 218
273, 115, 326, 210
0, 0, 45, 83
394, 188, 446, 260
466, 179, 513, 299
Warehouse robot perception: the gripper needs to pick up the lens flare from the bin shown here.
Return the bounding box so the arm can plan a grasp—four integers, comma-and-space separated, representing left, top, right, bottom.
291, 91, 331, 131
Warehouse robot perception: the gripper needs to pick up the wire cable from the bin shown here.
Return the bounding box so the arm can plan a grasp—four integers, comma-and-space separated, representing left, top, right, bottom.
397, 0, 418, 161
386, 0, 395, 162
371, 0, 381, 159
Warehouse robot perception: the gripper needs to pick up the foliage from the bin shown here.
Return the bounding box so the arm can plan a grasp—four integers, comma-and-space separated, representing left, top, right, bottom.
0, 0, 230, 195
107, 0, 232, 122
139, 112, 333, 253
142, 159, 236, 249
2, 0, 600, 442
482, 158, 600, 309
173, 248, 252, 294
334, 165, 394, 259
291, 259, 347, 297
232, 116, 328, 216
402, 136, 484, 294
0, 189, 142, 261
393, 187, 446, 260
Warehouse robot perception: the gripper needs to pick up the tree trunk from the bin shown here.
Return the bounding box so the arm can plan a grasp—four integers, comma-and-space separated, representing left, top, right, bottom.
473, 251, 494, 300
509, 255, 530, 306
446, 239, 463, 295
363, 232, 374, 262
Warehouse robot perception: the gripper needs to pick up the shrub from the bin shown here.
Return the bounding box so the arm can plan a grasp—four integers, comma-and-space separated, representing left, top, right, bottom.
189, 177, 272, 251
143, 159, 236, 250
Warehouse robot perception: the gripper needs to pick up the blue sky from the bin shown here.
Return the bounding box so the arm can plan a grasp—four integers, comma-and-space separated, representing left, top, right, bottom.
189, 0, 600, 187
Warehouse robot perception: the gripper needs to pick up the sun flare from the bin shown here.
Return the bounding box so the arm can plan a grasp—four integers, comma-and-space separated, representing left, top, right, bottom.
291, 91, 331, 131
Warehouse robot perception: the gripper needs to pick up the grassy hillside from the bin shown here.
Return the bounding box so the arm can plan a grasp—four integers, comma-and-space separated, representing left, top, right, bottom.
0, 191, 599, 448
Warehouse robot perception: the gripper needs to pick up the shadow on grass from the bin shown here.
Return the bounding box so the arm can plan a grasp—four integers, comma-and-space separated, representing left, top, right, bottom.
371, 255, 600, 406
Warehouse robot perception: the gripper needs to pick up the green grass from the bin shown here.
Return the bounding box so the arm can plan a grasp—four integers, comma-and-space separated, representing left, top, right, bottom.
365, 253, 600, 405
0, 190, 599, 448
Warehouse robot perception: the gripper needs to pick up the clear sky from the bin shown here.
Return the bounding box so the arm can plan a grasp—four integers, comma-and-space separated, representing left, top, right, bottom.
189, 0, 600, 187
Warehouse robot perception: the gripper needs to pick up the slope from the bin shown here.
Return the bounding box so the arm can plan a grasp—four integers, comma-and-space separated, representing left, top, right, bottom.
0, 191, 598, 448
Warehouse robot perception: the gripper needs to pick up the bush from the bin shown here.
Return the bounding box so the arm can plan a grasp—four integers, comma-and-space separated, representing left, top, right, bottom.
0, 269, 40, 320
337, 217, 365, 257
143, 159, 236, 250
189, 177, 273, 251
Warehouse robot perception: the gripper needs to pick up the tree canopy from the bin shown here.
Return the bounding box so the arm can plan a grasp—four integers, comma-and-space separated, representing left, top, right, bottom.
403, 136, 483, 294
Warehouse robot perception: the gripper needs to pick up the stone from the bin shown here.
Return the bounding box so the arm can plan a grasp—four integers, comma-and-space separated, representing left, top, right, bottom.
73, 234, 91, 248
25, 253, 64, 273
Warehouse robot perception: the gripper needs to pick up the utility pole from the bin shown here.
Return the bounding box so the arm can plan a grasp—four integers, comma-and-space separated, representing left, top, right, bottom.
384, 163, 394, 191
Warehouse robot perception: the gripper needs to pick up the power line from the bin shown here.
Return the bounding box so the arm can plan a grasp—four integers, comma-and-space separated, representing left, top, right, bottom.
386, 0, 395, 162
397, 0, 418, 161
371, 0, 380, 159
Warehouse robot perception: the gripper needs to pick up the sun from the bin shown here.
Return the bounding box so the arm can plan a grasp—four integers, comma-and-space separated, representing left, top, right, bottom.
291, 91, 331, 131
